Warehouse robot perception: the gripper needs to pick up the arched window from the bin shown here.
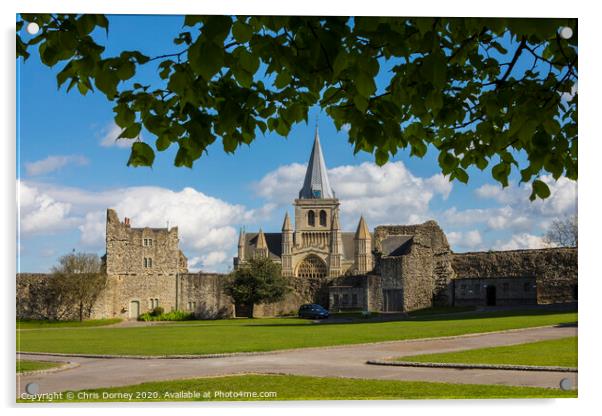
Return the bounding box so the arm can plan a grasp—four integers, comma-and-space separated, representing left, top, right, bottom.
307, 210, 315, 226
319, 210, 327, 226
296, 255, 328, 279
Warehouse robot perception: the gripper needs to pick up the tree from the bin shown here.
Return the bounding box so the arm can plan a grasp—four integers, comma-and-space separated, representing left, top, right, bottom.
224, 257, 289, 318
50, 252, 107, 321
16, 15, 577, 200
544, 215, 577, 247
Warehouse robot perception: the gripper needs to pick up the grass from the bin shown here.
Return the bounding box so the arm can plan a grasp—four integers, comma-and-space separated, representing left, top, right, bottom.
17, 374, 577, 402
396, 336, 578, 368
16, 309, 577, 356
17, 359, 63, 373
17, 318, 121, 329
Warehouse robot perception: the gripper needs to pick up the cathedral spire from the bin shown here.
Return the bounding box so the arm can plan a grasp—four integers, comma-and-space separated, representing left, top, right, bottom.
355, 216, 370, 240
282, 212, 292, 231
256, 228, 267, 249
298, 127, 335, 199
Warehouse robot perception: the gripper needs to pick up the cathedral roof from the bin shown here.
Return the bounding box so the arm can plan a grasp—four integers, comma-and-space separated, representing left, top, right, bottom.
298, 128, 335, 199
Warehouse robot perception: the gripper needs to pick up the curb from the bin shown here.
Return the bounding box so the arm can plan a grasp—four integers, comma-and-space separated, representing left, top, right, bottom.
366, 360, 578, 373
17, 361, 80, 376
17, 324, 576, 360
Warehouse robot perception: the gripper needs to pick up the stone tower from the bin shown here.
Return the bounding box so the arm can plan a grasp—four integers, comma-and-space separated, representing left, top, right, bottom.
291, 127, 340, 276
281, 213, 294, 277
328, 210, 343, 277
255, 229, 268, 259
354, 216, 372, 274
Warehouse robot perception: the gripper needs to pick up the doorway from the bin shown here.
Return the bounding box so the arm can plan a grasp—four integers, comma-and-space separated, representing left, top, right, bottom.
383, 289, 403, 312
486, 286, 497, 306
129, 300, 140, 319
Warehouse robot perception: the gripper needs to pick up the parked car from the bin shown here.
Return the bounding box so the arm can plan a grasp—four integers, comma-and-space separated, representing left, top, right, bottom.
298, 304, 329, 319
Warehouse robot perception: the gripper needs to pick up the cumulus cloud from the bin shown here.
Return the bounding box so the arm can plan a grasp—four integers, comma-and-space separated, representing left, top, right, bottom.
25, 155, 89, 176
446, 229, 483, 251
98, 122, 140, 148
17, 181, 257, 272
493, 233, 554, 251
18, 180, 77, 234
254, 161, 452, 229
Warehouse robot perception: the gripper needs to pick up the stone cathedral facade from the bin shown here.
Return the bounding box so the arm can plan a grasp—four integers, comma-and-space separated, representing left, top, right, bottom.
234, 129, 373, 280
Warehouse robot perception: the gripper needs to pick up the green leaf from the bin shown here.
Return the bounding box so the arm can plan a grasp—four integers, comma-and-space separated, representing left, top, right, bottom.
492, 162, 510, 187
530, 179, 551, 200
188, 41, 223, 80
118, 123, 141, 139
355, 71, 376, 98
128, 142, 155, 167
232, 20, 252, 43
114, 104, 135, 128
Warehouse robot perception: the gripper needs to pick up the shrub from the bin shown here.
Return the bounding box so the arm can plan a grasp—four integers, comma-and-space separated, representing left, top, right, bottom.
137, 310, 195, 321
151, 306, 164, 316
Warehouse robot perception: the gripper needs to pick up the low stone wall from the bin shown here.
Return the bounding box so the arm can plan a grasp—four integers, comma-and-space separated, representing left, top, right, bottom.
451, 248, 577, 305
178, 273, 234, 319
17, 273, 54, 320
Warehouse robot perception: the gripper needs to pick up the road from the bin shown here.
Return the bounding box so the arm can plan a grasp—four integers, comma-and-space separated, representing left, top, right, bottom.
17, 325, 577, 396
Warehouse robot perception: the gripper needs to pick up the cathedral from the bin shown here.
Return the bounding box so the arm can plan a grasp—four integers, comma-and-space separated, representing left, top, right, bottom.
234, 129, 373, 279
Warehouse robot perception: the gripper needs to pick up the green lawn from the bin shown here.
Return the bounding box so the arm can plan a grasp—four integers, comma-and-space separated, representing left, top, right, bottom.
17, 318, 121, 329
396, 336, 578, 367
17, 359, 63, 373
17, 374, 576, 402
16, 309, 577, 356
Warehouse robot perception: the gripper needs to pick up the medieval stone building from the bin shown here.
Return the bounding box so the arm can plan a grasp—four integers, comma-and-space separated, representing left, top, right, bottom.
16, 129, 578, 320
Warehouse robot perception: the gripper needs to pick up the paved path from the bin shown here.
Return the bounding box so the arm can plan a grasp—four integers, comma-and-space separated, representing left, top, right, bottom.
17, 325, 577, 396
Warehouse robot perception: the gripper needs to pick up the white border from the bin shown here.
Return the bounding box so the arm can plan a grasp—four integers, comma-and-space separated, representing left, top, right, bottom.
3, 1, 600, 415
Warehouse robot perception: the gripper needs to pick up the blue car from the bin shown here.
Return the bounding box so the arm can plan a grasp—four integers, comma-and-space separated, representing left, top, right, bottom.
298, 304, 329, 319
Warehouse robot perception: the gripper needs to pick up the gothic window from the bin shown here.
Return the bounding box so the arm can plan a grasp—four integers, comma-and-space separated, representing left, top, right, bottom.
296, 255, 327, 279
319, 210, 327, 226
307, 210, 315, 226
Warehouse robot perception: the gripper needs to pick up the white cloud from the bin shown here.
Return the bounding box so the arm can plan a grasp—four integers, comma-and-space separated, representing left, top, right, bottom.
99, 122, 140, 148
25, 155, 89, 176
17, 180, 77, 234
18, 181, 258, 272
254, 161, 452, 229
446, 229, 483, 251
493, 233, 554, 251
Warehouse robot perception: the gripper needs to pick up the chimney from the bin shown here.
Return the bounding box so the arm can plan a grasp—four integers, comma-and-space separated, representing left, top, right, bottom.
124, 217, 130, 227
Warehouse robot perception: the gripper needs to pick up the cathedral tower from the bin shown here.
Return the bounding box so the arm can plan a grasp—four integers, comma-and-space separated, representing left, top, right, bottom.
354, 216, 372, 274
293, 127, 340, 277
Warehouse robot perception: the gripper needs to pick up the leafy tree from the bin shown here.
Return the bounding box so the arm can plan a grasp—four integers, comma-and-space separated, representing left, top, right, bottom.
16, 15, 577, 200
544, 215, 577, 247
50, 252, 106, 321
224, 257, 289, 318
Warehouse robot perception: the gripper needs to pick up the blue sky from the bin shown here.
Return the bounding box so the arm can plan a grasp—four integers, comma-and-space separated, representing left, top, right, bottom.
17, 15, 577, 273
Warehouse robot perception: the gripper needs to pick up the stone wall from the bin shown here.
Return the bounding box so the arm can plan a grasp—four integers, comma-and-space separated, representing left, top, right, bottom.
373, 221, 455, 311
178, 273, 234, 319
453, 277, 537, 306
17, 273, 55, 320
451, 248, 577, 304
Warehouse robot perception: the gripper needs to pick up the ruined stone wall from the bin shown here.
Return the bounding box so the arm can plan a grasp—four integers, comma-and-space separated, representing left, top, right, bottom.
451, 248, 577, 304
17, 273, 56, 320
105, 209, 188, 277
374, 221, 455, 309
178, 273, 234, 318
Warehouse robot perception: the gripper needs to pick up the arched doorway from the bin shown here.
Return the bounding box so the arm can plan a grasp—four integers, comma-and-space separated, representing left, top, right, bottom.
296, 254, 328, 279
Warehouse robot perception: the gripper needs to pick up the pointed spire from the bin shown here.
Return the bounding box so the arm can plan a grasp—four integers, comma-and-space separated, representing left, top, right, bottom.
331, 210, 340, 230
256, 228, 267, 249
238, 227, 245, 246
355, 216, 370, 240
298, 127, 335, 199
282, 212, 292, 231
